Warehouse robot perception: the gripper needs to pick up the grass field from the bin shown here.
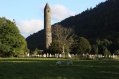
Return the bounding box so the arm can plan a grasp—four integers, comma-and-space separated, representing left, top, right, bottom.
0, 58, 119, 79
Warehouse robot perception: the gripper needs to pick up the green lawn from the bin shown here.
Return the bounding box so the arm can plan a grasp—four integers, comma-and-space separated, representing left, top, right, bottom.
0, 58, 119, 79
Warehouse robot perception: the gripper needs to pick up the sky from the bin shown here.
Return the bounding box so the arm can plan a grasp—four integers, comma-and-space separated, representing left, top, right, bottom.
0, 0, 106, 38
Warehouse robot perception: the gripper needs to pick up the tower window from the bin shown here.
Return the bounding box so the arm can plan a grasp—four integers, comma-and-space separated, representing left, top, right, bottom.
47, 10, 50, 12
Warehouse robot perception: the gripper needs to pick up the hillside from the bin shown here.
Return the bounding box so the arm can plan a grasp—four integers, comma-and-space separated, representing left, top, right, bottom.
26, 30, 45, 51
26, 0, 119, 51
58, 0, 119, 40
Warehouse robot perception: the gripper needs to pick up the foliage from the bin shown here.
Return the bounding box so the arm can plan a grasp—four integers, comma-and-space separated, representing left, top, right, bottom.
52, 25, 74, 57
0, 17, 27, 57
96, 39, 112, 47
48, 40, 62, 55
96, 39, 112, 55
92, 45, 98, 55
73, 37, 91, 55
33, 48, 41, 56
114, 50, 119, 55
103, 48, 111, 58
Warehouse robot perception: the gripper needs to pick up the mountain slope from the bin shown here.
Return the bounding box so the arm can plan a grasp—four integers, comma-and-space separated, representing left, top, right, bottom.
58, 0, 119, 40
26, 30, 45, 51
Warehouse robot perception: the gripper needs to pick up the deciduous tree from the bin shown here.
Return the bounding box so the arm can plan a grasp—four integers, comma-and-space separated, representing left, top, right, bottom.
0, 17, 27, 57
51, 25, 74, 58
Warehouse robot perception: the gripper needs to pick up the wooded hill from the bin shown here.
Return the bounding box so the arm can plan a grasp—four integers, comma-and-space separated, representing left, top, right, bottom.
26, 0, 119, 51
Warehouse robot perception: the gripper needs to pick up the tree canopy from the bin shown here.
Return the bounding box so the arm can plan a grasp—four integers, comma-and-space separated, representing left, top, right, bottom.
0, 17, 27, 57
73, 37, 91, 55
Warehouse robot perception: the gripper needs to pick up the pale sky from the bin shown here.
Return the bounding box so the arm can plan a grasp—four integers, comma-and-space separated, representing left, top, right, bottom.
0, 0, 106, 37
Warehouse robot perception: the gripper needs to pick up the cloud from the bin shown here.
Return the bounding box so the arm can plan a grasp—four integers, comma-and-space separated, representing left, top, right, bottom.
16, 19, 43, 37
51, 4, 75, 21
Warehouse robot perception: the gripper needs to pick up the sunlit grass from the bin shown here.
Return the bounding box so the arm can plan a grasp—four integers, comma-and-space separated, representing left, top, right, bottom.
0, 58, 67, 62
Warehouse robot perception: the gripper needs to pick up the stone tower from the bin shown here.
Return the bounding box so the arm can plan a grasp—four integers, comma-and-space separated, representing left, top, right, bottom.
44, 3, 52, 49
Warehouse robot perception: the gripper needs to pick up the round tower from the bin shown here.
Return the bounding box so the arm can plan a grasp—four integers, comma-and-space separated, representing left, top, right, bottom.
44, 3, 52, 49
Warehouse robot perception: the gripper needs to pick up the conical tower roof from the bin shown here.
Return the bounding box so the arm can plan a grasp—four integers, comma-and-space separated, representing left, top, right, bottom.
44, 3, 50, 9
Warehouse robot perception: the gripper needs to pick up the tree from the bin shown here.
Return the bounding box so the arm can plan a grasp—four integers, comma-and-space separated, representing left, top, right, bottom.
92, 44, 98, 55
114, 50, 119, 55
48, 40, 62, 56
74, 37, 91, 55
96, 39, 112, 54
103, 48, 111, 58
33, 48, 41, 56
0, 17, 27, 57
52, 25, 74, 58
